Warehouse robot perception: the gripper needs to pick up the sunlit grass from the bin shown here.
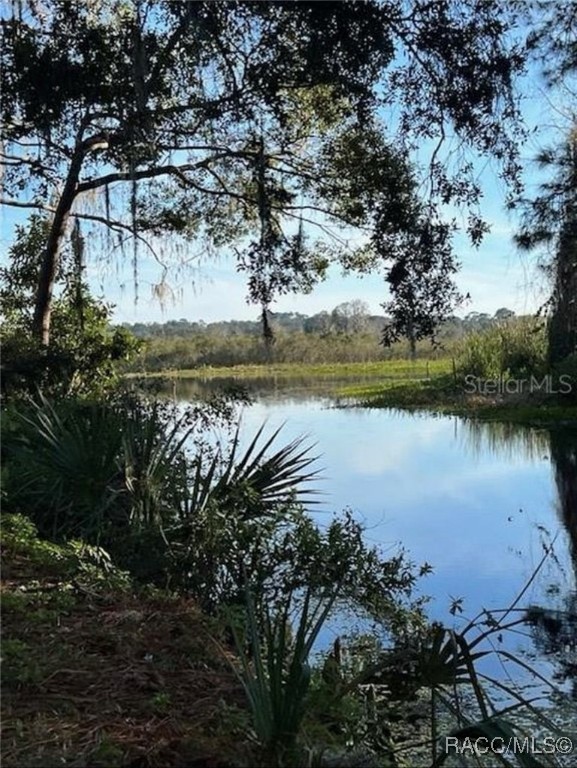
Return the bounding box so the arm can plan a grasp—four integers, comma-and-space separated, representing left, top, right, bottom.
131, 359, 577, 425
139, 358, 453, 380
339, 375, 577, 425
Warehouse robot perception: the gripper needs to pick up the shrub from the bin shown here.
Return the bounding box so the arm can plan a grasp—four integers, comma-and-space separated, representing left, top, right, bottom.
0, 215, 141, 401
457, 317, 547, 379
2, 396, 421, 623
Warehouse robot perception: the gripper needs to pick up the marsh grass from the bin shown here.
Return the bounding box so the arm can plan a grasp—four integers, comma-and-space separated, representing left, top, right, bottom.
137, 358, 453, 381
339, 376, 577, 426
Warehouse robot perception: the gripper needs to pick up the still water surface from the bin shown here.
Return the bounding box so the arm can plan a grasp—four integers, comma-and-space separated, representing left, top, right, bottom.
172, 377, 576, 633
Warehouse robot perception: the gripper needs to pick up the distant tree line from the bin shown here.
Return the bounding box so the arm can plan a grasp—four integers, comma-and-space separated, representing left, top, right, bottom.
122, 302, 517, 340
122, 303, 521, 370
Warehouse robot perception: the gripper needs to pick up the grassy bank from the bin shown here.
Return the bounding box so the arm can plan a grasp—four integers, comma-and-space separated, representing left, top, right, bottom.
338, 374, 577, 426
136, 358, 452, 380
135, 359, 577, 426
0, 515, 243, 768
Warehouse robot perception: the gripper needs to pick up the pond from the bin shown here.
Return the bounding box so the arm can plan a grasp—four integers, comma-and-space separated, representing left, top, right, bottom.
170, 376, 577, 682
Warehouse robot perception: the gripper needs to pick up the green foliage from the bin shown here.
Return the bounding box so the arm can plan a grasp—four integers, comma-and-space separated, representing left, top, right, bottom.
1, 513, 132, 593
123, 306, 516, 344
3, 394, 205, 546
0, 216, 141, 399
149, 692, 172, 715
215, 545, 575, 768
2, 397, 420, 621
514, 121, 577, 369
226, 586, 339, 767
457, 317, 547, 379
124, 309, 531, 374
1, 639, 44, 686
130, 330, 447, 370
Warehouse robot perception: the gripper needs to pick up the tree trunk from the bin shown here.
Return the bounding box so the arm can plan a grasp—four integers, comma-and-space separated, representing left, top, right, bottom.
261, 305, 275, 363
32, 147, 85, 346
548, 223, 577, 366
550, 427, 577, 570
548, 131, 577, 367
407, 315, 417, 361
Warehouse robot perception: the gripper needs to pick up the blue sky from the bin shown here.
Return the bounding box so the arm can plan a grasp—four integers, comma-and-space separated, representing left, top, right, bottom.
0, 185, 546, 324
1, 52, 568, 326
78, 148, 550, 325
105, 230, 541, 325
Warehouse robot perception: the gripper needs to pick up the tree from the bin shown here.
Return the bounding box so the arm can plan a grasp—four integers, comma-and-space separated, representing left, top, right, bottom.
513, 1, 577, 367
330, 300, 370, 335
0, 215, 139, 398
549, 142, 577, 366
515, 129, 577, 366
1, 0, 527, 348
494, 307, 516, 323
380, 211, 463, 356
304, 311, 332, 336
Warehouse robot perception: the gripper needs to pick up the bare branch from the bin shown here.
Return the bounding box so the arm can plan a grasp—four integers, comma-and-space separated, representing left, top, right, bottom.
1, 198, 52, 211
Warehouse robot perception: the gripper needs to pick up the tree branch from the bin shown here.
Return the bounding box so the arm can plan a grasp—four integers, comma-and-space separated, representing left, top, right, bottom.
76, 155, 243, 194
146, 3, 196, 92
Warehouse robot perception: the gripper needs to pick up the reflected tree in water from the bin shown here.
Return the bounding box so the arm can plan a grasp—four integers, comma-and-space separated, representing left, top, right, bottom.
460, 418, 577, 695
550, 427, 577, 567
530, 427, 577, 698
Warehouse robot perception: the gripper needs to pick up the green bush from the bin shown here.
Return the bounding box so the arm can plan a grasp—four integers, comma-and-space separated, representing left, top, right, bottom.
227, 585, 339, 767
457, 318, 547, 379
1, 512, 132, 593
0, 215, 141, 401
0, 300, 141, 401
2, 396, 421, 622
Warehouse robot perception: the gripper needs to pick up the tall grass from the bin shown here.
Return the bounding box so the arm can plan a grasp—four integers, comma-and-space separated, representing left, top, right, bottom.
457, 318, 547, 379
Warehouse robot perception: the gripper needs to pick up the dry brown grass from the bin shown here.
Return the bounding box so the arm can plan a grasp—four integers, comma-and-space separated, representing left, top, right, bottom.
1, 519, 247, 768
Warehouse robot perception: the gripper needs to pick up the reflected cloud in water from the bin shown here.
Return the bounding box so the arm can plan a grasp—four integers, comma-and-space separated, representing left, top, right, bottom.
168, 377, 575, 632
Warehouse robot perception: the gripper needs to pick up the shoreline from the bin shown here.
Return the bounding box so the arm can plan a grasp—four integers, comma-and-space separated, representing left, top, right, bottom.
127, 361, 577, 427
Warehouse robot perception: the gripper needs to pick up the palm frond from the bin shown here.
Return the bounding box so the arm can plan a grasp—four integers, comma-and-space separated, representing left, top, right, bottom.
211, 423, 322, 515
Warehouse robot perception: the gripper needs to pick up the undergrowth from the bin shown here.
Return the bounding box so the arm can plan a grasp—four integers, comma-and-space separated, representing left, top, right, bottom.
1, 514, 244, 768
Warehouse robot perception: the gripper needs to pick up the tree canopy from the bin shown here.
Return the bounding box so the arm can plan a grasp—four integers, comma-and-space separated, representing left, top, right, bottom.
512, 1, 577, 365
1, 0, 528, 346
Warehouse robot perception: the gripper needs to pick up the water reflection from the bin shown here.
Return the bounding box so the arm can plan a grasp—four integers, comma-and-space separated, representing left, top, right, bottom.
550, 427, 577, 567
459, 419, 577, 567
165, 375, 577, 678
458, 419, 550, 462
459, 418, 577, 694
170, 377, 577, 567
167, 374, 391, 405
